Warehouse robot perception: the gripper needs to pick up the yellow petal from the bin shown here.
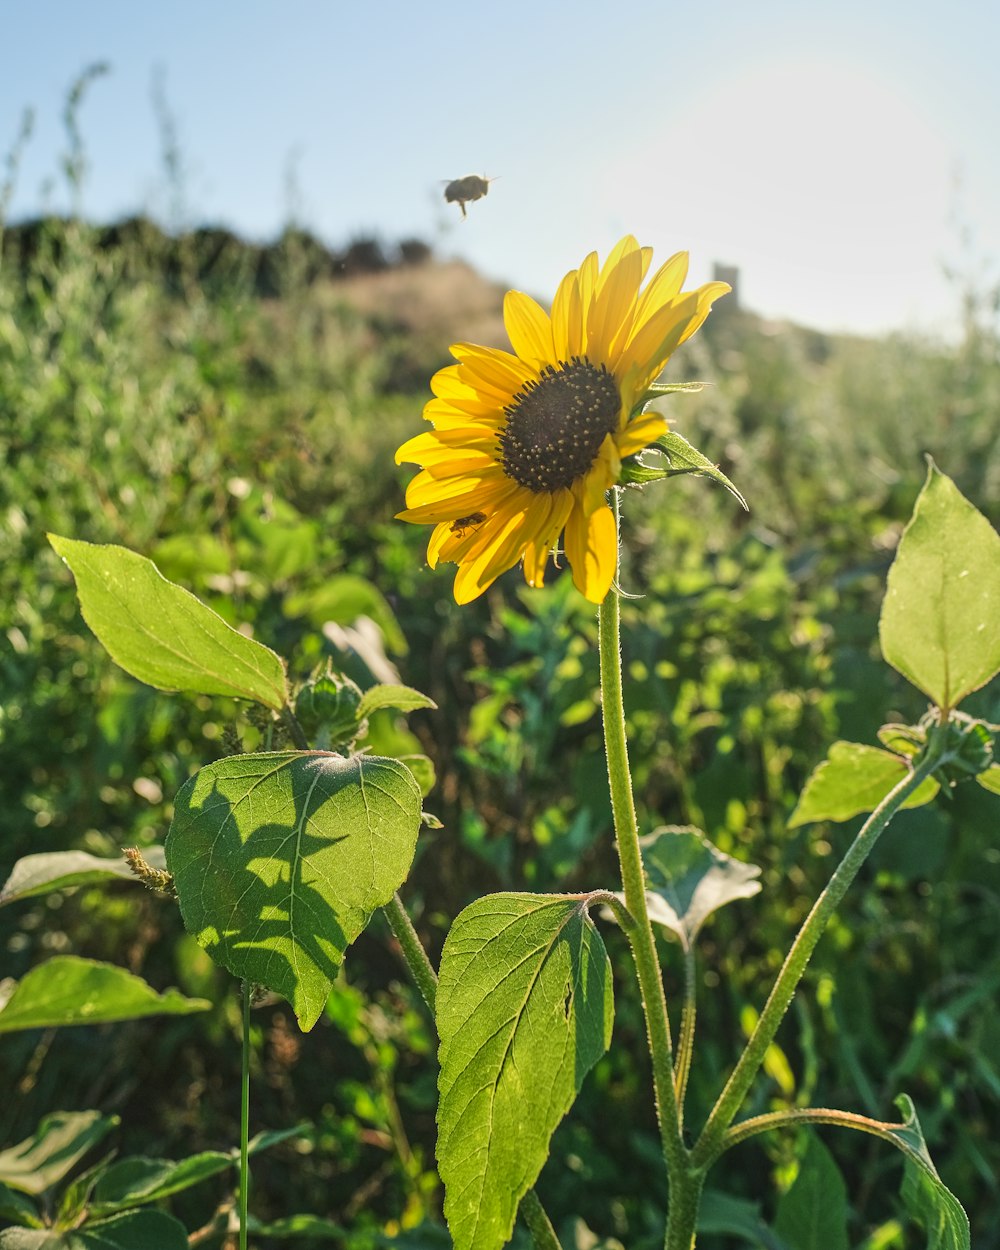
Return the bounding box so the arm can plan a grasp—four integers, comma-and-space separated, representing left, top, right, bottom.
615, 413, 668, 458
588, 243, 643, 366
395, 428, 497, 465
616, 290, 700, 392
400, 472, 513, 522
635, 252, 689, 323
551, 268, 583, 360
450, 342, 534, 395
504, 291, 555, 363
676, 281, 731, 346
565, 501, 618, 603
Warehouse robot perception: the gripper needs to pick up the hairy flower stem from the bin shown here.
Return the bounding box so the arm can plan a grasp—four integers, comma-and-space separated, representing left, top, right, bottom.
691, 751, 944, 1170
599, 494, 687, 1191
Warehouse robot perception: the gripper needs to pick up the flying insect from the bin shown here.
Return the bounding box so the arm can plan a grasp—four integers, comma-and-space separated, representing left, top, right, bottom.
443, 174, 495, 218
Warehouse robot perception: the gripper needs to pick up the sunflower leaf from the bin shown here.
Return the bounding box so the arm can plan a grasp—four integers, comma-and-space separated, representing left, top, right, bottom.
891, 1096, 970, 1250
437, 893, 613, 1250
0, 957, 209, 1034
0, 1111, 118, 1196
91, 1152, 233, 1214
774, 1136, 849, 1250
356, 683, 437, 719
639, 826, 761, 948
789, 741, 940, 827
879, 461, 1000, 710
48, 535, 288, 710
166, 751, 421, 1030
0, 1210, 191, 1249
976, 764, 1000, 796
0, 849, 165, 907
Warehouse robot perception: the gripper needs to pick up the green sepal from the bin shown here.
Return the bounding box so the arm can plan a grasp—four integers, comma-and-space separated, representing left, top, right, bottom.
619, 430, 747, 510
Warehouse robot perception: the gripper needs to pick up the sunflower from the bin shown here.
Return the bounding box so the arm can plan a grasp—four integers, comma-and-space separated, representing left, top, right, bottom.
395, 236, 729, 604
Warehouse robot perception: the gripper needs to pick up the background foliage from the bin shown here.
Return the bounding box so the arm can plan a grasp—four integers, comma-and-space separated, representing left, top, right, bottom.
1, 83, 999, 1248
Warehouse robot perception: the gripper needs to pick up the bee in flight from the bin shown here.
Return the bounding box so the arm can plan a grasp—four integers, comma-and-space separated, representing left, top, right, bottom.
449, 511, 486, 537
443, 174, 495, 218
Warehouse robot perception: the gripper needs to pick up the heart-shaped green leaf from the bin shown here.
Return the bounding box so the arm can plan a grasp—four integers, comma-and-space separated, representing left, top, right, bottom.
0, 957, 209, 1034
879, 462, 1000, 711
790, 741, 940, 827
166, 751, 421, 1030
436, 893, 613, 1250
48, 535, 287, 709
639, 826, 761, 948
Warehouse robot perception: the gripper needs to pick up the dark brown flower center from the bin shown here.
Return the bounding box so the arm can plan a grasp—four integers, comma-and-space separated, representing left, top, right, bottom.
498, 358, 621, 493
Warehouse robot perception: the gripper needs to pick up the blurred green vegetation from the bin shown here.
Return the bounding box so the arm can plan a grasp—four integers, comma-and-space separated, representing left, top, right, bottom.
1, 81, 998, 1248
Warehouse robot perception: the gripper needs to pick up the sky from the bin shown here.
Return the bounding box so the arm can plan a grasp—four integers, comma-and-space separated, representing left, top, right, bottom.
2, 0, 999, 337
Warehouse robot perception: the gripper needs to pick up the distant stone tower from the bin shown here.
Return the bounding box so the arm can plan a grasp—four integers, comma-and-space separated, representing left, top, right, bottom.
712, 263, 739, 310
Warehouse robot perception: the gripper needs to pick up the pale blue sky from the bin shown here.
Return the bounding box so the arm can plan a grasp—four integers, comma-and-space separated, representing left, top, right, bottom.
3, 0, 999, 335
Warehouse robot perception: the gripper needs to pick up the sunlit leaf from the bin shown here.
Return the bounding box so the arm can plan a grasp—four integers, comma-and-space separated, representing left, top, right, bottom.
879, 462, 1000, 710
166, 751, 421, 1030
774, 1136, 849, 1250
789, 742, 940, 828
0, 1210, 189, 1249
356, 683, 437, 719
0, 957, 209, 1034
976, 764, 1000, 796
639, 826, 761, 947
48, 535, 287, 709
0, 849, 166, 908
437, 893, 613, 1250
0, 1112, 117, 1195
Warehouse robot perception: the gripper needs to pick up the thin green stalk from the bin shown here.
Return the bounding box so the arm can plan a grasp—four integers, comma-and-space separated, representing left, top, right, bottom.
239, 980, 251, 1250
691, 752, 944, 1169
599, 491, 686, 1179
709, 1105, 921, 1165
382, 892, 438, 1011
673, 944, 698, 1130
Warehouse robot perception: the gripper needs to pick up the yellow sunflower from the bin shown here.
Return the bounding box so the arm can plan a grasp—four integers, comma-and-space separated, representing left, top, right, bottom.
395, 236, 729, 604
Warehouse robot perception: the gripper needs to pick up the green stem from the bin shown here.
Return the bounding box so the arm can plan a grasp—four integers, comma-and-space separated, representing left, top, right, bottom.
382, 892, 438, 1011
709, 1105, 922, 1165
599, 491, 686, 1180
281, 703, 310, 750
691, 752, 943, 1169
674, 944, 698, 1131
239, 980, 251, 1250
